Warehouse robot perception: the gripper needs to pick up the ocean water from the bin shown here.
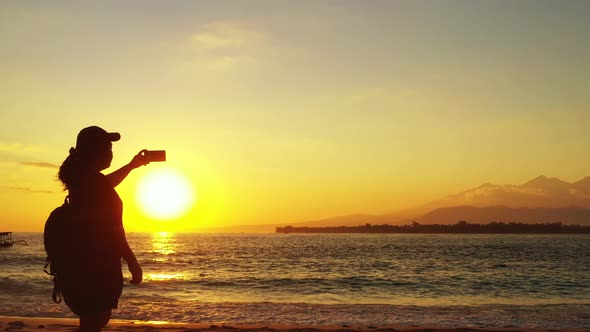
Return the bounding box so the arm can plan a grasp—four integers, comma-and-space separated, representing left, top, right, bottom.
0, 233, 589, 328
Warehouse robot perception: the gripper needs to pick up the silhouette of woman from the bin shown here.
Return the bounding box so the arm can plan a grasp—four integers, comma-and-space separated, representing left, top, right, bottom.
57, 126, 149, 332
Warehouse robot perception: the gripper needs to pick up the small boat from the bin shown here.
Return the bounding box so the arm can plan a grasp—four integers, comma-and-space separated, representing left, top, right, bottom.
0, 232, 28, 247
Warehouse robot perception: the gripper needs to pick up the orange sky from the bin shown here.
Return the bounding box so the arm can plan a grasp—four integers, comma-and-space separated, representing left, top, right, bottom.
1, 1, 589, 232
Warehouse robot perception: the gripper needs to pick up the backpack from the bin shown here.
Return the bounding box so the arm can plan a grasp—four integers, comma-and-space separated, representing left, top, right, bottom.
43, 196, 73, 303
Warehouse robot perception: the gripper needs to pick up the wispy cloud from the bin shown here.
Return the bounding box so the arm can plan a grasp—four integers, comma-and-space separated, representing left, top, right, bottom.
0, 142, 40, 152
21, 161, 59, 169
191, 21, 267, 51
184, 21, 271, 71
2, 186, 55, 194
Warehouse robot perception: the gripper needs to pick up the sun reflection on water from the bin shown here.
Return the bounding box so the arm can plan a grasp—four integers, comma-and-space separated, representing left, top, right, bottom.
148, 232, 185, 280
146, 273, 184, 281
151, 231, 177, 256
132, 321, 175, 325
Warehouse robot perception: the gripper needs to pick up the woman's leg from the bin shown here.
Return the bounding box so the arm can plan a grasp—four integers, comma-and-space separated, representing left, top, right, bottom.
79, 309, 112, 332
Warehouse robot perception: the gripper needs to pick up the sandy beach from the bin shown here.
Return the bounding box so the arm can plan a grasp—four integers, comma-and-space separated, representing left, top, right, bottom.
1, 316, 588, 332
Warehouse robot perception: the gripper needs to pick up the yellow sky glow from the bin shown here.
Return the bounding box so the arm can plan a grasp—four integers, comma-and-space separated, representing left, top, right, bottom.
1, 2, 589, 232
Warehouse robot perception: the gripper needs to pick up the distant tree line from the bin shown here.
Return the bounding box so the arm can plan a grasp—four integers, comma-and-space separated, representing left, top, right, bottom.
275, 221, 590, 234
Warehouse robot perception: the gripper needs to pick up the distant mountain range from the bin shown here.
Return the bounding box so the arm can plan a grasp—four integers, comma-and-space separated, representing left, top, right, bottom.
206, 176, 590, 232
425, 175, 590, 209
287, 175, 590, 228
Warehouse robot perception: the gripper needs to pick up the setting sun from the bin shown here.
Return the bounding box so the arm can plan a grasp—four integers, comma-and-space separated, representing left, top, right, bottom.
136, 167, 196, 220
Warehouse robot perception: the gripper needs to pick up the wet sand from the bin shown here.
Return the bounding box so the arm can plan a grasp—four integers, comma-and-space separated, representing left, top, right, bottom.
1, 316, 588, 332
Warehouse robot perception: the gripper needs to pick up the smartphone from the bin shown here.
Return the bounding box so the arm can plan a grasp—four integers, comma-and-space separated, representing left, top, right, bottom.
144, 150, 166, 162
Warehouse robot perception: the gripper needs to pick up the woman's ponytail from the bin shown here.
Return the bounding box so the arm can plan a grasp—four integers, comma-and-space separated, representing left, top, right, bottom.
57, 147, 79, 190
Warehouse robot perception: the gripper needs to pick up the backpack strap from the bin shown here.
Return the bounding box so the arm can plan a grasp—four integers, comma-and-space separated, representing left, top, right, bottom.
43, 256, 51, 275
51, 278, 62, 304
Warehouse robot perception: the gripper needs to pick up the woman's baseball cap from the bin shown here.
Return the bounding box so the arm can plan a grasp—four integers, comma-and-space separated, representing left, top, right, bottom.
75, 126, 120, 151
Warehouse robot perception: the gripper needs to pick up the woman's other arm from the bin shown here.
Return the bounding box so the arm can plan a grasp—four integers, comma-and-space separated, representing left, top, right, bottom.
106, 150, 148, 187
121, 234, 143, 284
